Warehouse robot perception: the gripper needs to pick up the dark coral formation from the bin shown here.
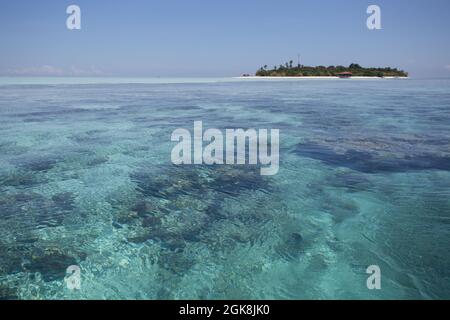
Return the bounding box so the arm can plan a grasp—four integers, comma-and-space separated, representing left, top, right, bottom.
0, 242, 86, 283
0, 170, 47, 188
23, 248, 79, 282
293, 141, 450, 173
0, 284, 18, 300
0, 191, 76, 229
0, 188, 86, 284
110, 164, 285, 276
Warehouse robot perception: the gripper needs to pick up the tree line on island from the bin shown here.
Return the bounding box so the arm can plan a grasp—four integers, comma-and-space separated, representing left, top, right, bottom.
255, 62, 408, 77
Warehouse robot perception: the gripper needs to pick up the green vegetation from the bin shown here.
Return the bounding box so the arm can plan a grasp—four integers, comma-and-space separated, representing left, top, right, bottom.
255, 62, 408, 77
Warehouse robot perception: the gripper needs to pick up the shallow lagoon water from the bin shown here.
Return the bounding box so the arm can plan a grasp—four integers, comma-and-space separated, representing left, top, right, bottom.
0, 78, 449, 299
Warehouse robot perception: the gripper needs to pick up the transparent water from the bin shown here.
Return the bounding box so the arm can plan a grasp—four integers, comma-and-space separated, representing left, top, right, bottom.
0, 78, 449, 299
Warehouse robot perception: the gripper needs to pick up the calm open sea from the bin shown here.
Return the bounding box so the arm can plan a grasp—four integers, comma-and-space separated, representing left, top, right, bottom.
0, 77, 449, 299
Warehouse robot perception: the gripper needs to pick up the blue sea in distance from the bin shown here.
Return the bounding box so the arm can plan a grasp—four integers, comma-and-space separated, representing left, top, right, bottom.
0, 77, 449, 300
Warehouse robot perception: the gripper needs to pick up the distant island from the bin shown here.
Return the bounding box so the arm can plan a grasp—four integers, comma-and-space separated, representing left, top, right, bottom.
253, 62, 408, 78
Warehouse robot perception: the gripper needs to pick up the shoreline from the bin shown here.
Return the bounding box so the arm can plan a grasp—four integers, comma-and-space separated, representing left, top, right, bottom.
0, 76, 412, 86
234, 76, 409, 80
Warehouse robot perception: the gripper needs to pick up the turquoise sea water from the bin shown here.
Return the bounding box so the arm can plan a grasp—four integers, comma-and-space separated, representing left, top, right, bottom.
0, 77, 449, 299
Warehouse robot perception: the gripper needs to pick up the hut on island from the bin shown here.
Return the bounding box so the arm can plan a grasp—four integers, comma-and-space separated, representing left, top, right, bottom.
337, 72, 352, 78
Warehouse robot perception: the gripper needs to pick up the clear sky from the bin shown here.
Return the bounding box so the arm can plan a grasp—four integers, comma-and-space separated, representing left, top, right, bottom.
1, 0, 449, 77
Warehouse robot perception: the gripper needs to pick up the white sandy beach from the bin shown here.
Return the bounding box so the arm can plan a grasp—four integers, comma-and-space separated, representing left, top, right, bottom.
234, 76, 408, 80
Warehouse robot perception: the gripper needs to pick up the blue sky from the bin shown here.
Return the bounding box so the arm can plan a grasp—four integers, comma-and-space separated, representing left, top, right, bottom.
1, 0, 449, 77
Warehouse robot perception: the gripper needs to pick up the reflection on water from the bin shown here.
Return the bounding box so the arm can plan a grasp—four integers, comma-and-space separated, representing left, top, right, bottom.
0, 78, 449, 299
